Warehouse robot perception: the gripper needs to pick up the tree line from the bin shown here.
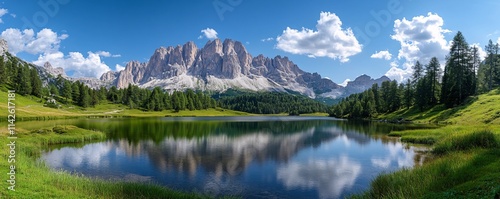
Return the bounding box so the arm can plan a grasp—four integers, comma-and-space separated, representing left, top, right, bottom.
50, 78, 218, 112
330, 31, 500, 118
0, 55, 43, 97
0, 52, 327, 115
218, 91, 328, 114
0, 53, 217, 112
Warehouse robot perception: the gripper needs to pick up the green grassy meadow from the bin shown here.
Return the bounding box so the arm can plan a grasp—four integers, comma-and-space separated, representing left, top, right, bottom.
0, 90, 253, 121
0, 125, 211, 199
353, 89, 500, 198
2, 87, 500, 198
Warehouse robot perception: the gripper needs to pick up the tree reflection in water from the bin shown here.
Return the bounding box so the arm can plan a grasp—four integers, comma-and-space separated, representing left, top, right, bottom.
41, 117, 429, 199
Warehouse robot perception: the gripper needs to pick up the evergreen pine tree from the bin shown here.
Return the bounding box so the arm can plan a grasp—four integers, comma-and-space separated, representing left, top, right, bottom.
425, 57, 441, 105
441, 31, 474, 107
72, 82, 80, 103
30, 67, 43, 97
62, 80, 72, 103
485, 40, 499, 91
50, 84, 59, 96
90, 89, 99, 107
146, 87, 164, 111
412, 61, 424, 84
79, 84, 90, 108
0, 56, 5, 85
403, 79, 412, 109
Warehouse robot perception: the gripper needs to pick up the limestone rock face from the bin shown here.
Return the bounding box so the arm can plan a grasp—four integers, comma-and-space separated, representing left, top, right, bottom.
1, 36, 392, 101
100, 71, 118, 83
198, 39, 224, 78
182, 41, 198, 69
250, 54, 270, 76
96, 38, 391, 99
43, 62, 67, 78
0, 39, 8, 56
116, 61, 146, 88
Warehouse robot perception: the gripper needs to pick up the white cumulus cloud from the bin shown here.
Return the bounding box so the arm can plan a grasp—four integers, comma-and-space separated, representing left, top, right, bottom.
339, 79, 350, 87
0, 28, 68, 55
371, 50, 392, 60
386, 13, 451, 82
34, 51, 111, 78
261, 37, 274, 42
115, 64, 125, 72
96, 51, 121, 58
385, 63, 412, 83
0, 8, 8, 23
470, 43, 487, 61
276, 12, 362, 62
1, 28, 112, 78
198, 28, 218, 40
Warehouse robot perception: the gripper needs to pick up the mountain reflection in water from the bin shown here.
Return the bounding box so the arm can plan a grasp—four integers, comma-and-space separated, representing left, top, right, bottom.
41, 117, 425, 199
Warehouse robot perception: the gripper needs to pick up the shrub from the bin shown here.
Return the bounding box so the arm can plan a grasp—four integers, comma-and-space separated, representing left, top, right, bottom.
31, 128, 52, 134
52, 126, 68, 134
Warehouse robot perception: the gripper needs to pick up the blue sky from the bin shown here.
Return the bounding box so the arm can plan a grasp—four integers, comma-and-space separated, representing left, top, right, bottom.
1, 0, 499, 84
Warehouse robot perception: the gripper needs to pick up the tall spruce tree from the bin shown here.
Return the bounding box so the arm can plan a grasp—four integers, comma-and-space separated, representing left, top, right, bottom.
0, 56, 5, 85
72, 82, 80, 103
78, 83, 90, 108
49, 84, 59, 96
425, 57, 441, 105
412, 61, 424, 84
403, 79, 412, 109
485, 40, 499, 91
441, 31, 474, 107
16, 64, 32, 95
30, 67, 43, 97
146, 87, 164, 111
62, 80, 72, 102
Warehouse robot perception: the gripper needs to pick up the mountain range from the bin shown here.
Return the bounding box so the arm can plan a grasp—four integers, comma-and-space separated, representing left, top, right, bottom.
98, 38, 390, 99
1, 38, 390, 100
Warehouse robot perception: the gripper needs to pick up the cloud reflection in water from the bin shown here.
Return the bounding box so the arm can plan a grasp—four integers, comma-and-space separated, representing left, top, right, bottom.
277, 156, 361, 199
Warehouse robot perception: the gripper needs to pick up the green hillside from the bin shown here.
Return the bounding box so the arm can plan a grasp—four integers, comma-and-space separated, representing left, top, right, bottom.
0, 89, 252, 120
353, 89, 500, 198
379, 88, 500, 125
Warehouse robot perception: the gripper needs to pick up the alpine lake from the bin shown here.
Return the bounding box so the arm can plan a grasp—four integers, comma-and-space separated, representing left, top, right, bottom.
21, 116, 432, 199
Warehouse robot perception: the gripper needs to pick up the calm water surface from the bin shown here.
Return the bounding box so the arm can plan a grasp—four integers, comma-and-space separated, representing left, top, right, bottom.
37, 117, 426, 199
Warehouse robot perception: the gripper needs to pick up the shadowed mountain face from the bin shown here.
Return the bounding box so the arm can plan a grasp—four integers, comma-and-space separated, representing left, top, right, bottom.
98, 39, 389, 98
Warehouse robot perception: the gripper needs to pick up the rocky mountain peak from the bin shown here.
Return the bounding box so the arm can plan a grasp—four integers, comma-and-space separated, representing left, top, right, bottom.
377, 75, 391, 82
203, 39, 223, 55
116, 61, 147, 88
182, 41, 198, 68
98, 38, 387, 99
43, 62, 66, 77
343, 74, 391, 96
0, 39, 8, 56
100, 71, 118, 82
353, 74, 371, 82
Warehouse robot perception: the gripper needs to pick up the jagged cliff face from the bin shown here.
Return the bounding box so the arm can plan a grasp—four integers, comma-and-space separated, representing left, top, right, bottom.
0, 39, 8, 56
0, 38, 390, 99
107, 39, 340, 97
116, 61, 147, 88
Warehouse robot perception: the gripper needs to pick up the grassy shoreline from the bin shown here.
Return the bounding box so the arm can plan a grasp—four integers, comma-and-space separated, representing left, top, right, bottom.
351, 125, 500, 198
351, 90, 500, 198
0, 125, 209, 199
